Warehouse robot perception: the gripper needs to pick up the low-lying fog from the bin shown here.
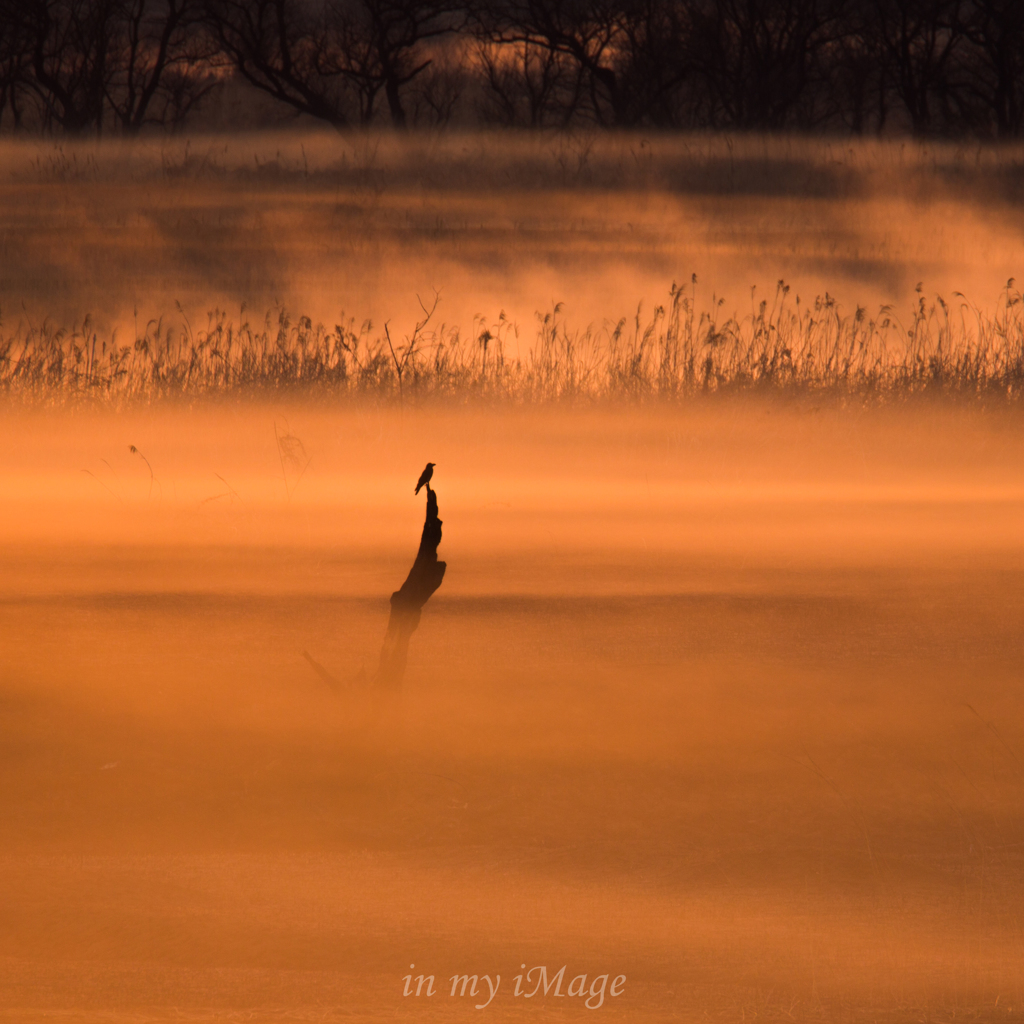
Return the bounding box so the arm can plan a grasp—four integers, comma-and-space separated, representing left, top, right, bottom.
2, 132, 1023, 345
2, 399, 1024, 1021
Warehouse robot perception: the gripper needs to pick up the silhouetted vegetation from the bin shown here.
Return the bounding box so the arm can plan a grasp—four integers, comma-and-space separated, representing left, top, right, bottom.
203, 0, 466, 127
0, 0, 218, 132
3, 280, 1023, 404
374, 479, 445, 692
1, 0, 1022, 134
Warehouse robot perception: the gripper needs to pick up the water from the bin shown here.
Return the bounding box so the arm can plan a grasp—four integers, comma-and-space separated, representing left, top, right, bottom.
1, 132, 1022, 344
2, 399, 1024, 1020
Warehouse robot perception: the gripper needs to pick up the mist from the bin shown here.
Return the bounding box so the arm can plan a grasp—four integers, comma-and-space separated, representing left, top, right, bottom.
3, 131, 1024, 1022
2, 398, 1024, 1019
3, 132, 1022, 344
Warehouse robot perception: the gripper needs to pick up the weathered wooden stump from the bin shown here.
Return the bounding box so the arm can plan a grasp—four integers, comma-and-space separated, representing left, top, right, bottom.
373, 484, 446, 691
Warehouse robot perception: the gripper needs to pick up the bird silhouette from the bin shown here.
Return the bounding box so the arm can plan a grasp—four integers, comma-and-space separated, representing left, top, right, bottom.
415, 462, 435, 494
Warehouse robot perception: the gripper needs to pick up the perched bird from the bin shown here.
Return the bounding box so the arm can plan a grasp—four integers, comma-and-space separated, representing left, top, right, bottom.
415, 462, 435, 495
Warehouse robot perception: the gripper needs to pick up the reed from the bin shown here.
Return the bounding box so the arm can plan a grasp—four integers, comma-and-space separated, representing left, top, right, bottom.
2, 279, 1022, 405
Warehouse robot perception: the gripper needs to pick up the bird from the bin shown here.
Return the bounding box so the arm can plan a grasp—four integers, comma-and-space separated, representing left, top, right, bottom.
415, 462, 435, 495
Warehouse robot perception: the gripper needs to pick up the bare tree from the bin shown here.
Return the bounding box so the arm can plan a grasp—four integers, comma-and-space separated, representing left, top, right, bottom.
5, 0, 118, 132
327, 0, 466, 126
613, 0, 694, 126
0, 0, 220, 133
477, 36, 582, 124
958, 0, 1024, 136
687, 0, 848, 129
204, 0, 464, 127
0, 8, 32, 127
408, 40, 468, 125
474, 0, 634, 126
866, 0, 967, 133
816, 0, 888, 132
106, 0, 220, 132
1, 0, 1019, 136
203, 0, 355, 125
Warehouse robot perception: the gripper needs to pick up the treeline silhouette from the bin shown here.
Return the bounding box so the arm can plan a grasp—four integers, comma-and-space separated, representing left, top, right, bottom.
0, 0, 1021, 136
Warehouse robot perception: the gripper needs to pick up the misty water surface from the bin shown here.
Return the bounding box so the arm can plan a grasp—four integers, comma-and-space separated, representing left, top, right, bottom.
2, 401, 1024, 1021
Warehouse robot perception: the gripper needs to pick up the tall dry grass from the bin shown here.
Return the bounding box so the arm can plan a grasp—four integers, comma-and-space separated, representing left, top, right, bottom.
2, 279, 1023, 404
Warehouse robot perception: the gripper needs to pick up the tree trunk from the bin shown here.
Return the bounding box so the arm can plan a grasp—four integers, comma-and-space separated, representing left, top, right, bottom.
374, 484, 445, 690
385, 73, 407, 128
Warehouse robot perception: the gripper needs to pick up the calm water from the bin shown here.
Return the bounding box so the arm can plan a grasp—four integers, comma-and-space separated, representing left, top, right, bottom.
2, 401, 1024, 1021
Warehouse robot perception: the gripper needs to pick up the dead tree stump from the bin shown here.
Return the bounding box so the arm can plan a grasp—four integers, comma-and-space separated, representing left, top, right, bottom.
373, 484, 446, 691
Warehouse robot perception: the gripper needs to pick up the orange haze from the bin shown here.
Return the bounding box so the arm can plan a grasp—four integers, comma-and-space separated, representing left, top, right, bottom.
2, 398, 1024, 1021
